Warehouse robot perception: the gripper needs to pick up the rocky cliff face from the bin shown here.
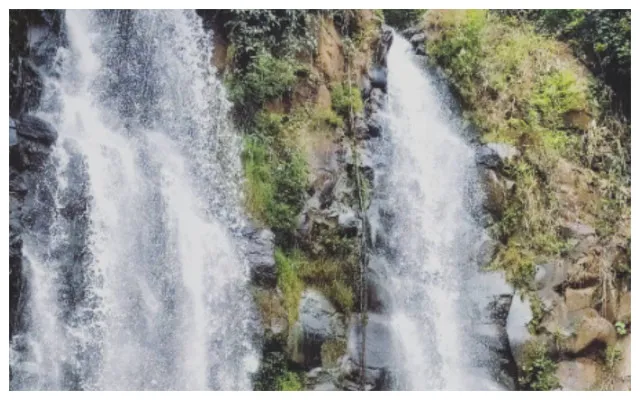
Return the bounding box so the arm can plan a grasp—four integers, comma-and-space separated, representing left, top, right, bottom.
9, 10, 67, 341
407, 10, 631, 391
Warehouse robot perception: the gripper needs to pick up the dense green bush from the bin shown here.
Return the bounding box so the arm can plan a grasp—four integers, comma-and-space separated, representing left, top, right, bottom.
519, 341, 559, 390
381, 9, 426, 29
241, 114, 308, 235
331, 83, 363, 119
499, 10, 631, 117
276, 371, 304, 391
227, 49, 301, 109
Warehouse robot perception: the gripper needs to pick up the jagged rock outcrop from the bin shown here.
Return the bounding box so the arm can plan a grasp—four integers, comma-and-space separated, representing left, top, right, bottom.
243, 227, 277, 287
287, 289, 346, 368
337, 314, 391, 390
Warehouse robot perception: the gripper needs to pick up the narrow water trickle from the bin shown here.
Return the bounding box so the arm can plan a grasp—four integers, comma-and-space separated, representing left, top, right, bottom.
10, 10, 258, 390
365, 32, 510, 390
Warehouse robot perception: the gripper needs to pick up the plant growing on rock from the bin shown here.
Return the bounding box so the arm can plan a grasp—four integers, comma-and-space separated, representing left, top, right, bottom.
331, 83, 363, 119
519, 340, 559, 390
614, 321, 627, 336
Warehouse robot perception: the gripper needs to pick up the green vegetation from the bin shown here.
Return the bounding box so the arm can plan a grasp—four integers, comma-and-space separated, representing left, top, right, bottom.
615, 321, 628, 336
253, 349, 303, 391
519, 340, 559, 391
275, 248, 357, 326
276, 249, 305, 327
502, 10, 631, 117
425, 10, 629, 294
276, 371, 304, 391
321, 339, 347, 368
382, 9, 426, 29
227, 50, 301, 109
241, 112, 308, 234
331, 83, 364, 119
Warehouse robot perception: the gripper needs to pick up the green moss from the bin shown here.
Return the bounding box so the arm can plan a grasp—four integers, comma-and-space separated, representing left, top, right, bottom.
519, 340, 559, 390
312, 108, 344, 129
331, 83, 363, 119
321, 339, 347, 368
275, 249, 305, 327
276, 371, 304, 391
227, 49, 301, 108
241, 112, 308, 234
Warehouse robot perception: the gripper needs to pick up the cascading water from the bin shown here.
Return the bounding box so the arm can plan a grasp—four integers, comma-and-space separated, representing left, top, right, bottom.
10, 10, 258, 390
366, 32, 510, 390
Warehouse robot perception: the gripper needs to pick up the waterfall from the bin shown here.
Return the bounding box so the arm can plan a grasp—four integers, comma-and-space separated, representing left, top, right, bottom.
10, 10, 258, 390
366, 32, 509, 390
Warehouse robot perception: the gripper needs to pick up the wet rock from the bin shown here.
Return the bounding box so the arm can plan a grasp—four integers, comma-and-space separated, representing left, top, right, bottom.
476, 143, 519, 169
353, 115, 369, 140
16, 114, 58, 145
409, 32, 426, 46
556, 358, 601, 390
243, 227, 276, 288
506, 294, 533, 367
10, 118, 18, 146
559, 221, 596, 239
414, 43, 426, 56
307, 368, 339, 391
339, 313, 391, 390
400, 25, 422, 39
337, 208, 361, 236
369, 66, 388, 92
486, 143, 520, 162
364, 257, 393, 313
480, 169, 506, 218
374, 25, 394, 67
476, 146, 502, 169
367, 88, 386, 113
476, 236, 498, 267
366, 110, 385, 137
288, 289, 346, 368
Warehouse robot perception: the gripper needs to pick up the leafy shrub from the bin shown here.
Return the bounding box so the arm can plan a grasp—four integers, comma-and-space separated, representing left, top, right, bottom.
381, 9, 426, 29
276, 371, 304, 391
519, 340, 559, 390
227, 50, 300, 108
275, 248, 356, 317
275, 249, 304, 327
615, 321, 628, 336
501, 10, 631, 116
331, 83, 363, 119
241, 112, 308, 234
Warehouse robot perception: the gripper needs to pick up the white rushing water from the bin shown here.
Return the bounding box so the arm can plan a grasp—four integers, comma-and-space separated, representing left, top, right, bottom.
370, 32, 505, 390
10, 10, 258, 390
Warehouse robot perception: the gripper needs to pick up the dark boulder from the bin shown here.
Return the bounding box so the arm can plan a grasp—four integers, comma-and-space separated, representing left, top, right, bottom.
339, 313, 392, 390
288, 289, 346, 368
401, 25, 423, 39
374, 26, 394, 67
10, 118, 18, 146
409, 32, 426, 47
368, 88, 386, 111
243, 227, 276, 288
366, 110, 385, 137
16, 115, 58, 145
369, 66, 388, 92
476, 145, 503, 169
